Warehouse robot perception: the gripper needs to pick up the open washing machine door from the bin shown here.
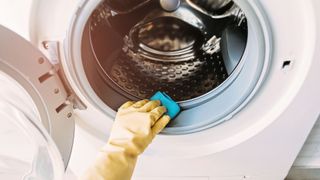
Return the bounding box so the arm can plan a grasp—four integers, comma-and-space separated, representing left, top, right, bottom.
0, 25, 77, 177
0, 93, 65, 180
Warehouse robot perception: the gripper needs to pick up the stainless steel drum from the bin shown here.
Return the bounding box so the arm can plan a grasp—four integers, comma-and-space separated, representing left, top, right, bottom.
88, 0, 248, 102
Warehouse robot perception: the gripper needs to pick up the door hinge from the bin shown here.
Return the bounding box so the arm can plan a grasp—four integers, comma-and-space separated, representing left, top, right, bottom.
42, 41, 87, 110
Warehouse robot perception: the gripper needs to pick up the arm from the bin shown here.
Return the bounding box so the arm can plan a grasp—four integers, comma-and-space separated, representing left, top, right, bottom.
81, 100, 170, 180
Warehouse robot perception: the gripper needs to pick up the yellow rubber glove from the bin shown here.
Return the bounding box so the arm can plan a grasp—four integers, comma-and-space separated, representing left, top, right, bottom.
81, 100, 170, 180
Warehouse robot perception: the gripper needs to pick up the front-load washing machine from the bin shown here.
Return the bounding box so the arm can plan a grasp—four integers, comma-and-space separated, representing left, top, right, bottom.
0, 0, 320, 179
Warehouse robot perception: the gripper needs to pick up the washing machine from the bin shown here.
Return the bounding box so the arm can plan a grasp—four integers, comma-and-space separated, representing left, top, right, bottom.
0, 0, 320, 179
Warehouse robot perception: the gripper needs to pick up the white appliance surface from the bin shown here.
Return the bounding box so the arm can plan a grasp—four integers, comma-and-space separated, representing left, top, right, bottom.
0, 0, 320, 180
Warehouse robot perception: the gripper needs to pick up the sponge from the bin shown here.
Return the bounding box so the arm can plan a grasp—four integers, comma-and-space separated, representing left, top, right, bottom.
150, 91, 181, 119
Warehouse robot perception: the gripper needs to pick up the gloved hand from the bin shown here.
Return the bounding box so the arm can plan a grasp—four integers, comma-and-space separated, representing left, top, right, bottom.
81, 100, 170, 180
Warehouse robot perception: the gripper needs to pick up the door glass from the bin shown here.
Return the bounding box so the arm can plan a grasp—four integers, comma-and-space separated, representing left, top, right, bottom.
0, 72, 64, 180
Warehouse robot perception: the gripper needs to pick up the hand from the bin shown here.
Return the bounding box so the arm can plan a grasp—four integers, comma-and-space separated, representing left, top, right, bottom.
106, 99, 170, 156
81, 100, 170, 180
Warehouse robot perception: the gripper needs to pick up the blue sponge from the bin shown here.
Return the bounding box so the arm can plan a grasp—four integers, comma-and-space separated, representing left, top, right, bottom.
150, 91, 181, 119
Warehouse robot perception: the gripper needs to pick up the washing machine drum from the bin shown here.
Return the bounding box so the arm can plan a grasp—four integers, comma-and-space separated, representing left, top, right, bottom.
87, 0, 247, 100
80, 0, 268, 134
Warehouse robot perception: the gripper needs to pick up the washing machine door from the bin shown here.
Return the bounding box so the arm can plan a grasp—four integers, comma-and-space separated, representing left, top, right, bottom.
0, 100, 65, 180
0, 25, 75, 170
